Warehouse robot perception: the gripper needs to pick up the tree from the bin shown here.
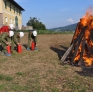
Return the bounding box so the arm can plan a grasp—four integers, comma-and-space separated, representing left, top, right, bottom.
26, 17, 46, 30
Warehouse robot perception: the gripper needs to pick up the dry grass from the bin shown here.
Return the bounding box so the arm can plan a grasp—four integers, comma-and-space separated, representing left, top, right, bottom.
0, 34, 93, 92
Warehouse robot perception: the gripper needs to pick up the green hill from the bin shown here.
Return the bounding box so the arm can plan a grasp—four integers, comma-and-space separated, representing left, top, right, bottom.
49, 23, 77, 32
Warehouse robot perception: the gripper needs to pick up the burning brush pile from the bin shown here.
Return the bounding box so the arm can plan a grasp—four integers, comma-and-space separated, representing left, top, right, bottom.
61, 8, 93, 67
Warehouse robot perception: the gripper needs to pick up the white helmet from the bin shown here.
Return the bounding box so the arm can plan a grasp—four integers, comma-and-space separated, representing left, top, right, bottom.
19, 32, 24, 38
33, 30, 37, 36
9, 31, 14, 37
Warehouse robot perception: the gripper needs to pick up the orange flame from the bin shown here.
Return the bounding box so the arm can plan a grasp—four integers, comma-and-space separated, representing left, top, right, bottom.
73, 7, 93, 66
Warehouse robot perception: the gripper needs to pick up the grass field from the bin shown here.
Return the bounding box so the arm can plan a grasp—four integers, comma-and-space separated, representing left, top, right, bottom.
0, 34, 93, 92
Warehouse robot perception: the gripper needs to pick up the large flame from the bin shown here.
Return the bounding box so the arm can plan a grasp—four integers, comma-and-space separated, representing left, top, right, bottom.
73, 7, 93, 66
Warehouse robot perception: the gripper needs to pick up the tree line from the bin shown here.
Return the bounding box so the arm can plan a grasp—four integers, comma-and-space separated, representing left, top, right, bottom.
26, 17, 46, 30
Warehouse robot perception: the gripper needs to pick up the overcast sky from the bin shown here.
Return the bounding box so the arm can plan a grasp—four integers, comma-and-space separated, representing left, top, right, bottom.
15, 0, 93, 29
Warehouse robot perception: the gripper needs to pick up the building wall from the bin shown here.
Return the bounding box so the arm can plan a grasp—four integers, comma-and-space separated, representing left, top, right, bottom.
0, 0, 3, 13
0, 13, 3, 27
1, 0, 23, 29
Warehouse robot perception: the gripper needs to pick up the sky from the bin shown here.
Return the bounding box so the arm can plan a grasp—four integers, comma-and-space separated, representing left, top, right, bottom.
15, 0, 93, 29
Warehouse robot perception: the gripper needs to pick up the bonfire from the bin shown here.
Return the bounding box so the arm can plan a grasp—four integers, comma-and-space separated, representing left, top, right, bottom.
61, 7, 93, 67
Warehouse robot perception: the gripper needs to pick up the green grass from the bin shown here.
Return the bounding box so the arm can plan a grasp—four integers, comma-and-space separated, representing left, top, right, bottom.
0, 74, 13, 81
16, 29, 74, 34
38, 30, 74, 34
0, 84, 7, 91
16, 72, 24, 75
51, 87, 59, 92
63, 65, 69, 69
0, 58, 8, 62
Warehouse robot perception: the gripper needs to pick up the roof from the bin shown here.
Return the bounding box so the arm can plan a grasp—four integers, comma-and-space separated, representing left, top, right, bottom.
9, 0, 25, 11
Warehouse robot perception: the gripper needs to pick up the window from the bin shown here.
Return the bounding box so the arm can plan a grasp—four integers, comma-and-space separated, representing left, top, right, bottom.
14, 7, 15, 13
10, 18, 12, 23
10, 4, 11, 11
5, 17, 8, 22
4, 0, 7, 9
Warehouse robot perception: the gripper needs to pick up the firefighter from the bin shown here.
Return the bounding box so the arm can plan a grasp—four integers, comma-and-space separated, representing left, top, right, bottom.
27, 30, 37, 50
0, 25, 10, 33
0, 25, 10, 52
1, 31, 14, 56
11, 32, 24, 53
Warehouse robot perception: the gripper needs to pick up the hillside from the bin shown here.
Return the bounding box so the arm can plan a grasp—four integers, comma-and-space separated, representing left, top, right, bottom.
49, 23, 77, 31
